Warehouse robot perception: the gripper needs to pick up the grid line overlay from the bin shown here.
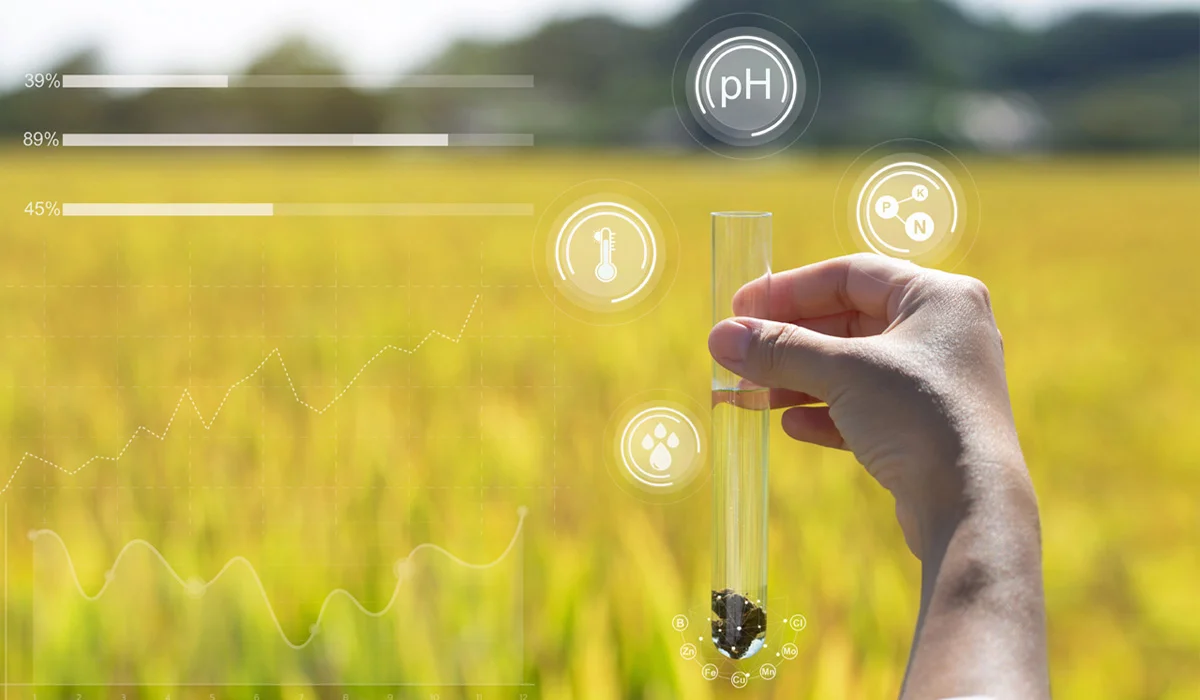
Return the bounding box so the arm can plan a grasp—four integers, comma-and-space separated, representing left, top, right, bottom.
13, 137, 542, 687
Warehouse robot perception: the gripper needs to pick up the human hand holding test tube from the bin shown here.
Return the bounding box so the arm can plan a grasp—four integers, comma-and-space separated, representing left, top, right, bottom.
708, 253, 1048, 699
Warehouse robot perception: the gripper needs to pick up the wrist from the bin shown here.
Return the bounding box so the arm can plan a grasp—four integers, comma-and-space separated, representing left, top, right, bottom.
917, 456, 1039, 564
906, 457, 1050, 700
918, 459, 1042, 611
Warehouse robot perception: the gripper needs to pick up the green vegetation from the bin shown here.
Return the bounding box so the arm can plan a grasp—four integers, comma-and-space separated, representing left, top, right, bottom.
2, 0, 1197, 150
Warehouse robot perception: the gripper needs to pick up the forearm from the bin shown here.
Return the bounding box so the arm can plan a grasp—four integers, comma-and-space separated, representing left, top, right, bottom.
901, 462, 1049, 700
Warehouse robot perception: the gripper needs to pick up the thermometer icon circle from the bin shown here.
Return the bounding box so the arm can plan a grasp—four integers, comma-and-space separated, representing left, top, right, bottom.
547, 195, 664, 314
594, 227, 618, 282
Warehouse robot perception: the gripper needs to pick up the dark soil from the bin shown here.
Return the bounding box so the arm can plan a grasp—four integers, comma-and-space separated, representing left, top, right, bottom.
711, 588, 767, 659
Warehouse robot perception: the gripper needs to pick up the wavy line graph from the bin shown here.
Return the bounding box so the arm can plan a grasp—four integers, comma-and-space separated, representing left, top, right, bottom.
3, 295, 480, 496
30, 505, 526, 650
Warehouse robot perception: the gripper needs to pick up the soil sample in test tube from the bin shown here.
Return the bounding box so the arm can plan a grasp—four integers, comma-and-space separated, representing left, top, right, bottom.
710, 212, 771, 661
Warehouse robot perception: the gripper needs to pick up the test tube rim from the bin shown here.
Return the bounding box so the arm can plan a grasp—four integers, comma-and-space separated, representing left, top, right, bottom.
711, 211, 772, 219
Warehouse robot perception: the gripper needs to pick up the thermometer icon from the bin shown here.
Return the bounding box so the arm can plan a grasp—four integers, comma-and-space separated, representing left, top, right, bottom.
594, 227, 617, 282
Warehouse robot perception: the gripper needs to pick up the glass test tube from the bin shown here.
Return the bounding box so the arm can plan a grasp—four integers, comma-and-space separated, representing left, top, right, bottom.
710, 212, 771, 661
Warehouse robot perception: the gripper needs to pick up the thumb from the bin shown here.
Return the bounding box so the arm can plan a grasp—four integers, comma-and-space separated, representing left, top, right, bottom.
708, 317, 849, 399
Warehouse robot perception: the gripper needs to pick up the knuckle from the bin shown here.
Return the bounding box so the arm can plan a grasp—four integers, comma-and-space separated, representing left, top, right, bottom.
964, 276, 993, 309
927, 272, 993, 313
844, 252, 879, 265
926, 274, 1007, 358
953, 274, 992, 310
759, 322, 798, 373
824, 335, 864, 368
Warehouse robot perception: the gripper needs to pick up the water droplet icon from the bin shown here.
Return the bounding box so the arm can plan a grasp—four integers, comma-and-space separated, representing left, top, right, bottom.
649, 442, 673, 472
654, 422, 668, 439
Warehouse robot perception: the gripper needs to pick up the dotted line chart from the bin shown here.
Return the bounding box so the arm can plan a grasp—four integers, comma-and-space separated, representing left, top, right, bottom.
2, 296, 480, 495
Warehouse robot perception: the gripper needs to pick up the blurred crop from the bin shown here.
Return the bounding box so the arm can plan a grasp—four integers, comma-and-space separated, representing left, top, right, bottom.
0, 151, 1197, 698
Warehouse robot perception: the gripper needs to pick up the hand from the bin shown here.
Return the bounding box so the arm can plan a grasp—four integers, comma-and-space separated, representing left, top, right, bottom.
709, 253, 1048, 698
708, 253, 1028, 558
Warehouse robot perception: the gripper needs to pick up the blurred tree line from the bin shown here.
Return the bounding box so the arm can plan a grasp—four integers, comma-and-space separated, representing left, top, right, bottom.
1, 0, 1196, 151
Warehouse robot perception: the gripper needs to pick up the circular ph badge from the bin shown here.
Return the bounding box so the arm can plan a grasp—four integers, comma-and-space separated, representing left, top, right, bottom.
674, 13, 820, 157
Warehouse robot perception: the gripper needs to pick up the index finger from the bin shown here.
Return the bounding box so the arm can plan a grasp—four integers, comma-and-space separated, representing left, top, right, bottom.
732, 253, 922, 322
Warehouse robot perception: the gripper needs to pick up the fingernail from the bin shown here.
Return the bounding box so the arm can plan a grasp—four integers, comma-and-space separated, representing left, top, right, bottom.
711, 319, 753, 364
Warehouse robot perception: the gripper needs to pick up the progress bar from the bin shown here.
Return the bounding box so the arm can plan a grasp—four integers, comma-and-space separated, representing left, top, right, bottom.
61, 74, 535, 89
60, 203, 534, 217
60, 133, 533, 147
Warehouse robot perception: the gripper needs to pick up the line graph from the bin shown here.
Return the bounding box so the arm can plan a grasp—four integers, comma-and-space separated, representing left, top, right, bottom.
2, 295, 480, 495
29, 506, 526, 650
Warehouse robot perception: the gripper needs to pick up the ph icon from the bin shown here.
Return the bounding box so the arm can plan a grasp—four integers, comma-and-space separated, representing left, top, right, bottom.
683, 25, 809, 148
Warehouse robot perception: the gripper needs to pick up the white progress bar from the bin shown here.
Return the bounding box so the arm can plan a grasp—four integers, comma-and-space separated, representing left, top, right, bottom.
60, 203, 535, 217
61, 74, 534, 89
60, 133, 533, 147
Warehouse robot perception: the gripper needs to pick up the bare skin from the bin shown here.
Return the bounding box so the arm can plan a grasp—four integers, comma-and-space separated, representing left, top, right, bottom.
708, 253, 1049, 700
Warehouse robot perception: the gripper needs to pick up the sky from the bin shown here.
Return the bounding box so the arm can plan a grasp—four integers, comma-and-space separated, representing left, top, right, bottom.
2, 0, 1198, 85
